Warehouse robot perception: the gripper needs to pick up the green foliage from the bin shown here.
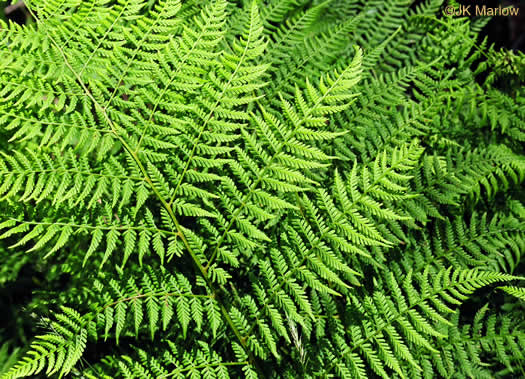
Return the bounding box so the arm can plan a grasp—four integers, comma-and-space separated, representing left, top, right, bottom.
0, 343, 20, 377
0, 0, 524, 378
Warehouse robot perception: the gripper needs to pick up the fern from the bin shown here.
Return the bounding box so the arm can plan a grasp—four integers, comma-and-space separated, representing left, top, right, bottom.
0, 0, 524, 378
499, 286, 525, 302
431, 304, 525, 378
0, 344, 20, 377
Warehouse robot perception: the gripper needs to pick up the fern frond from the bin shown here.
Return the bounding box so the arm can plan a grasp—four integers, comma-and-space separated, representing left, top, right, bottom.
0, 343, 20, 377
429, 305, 525, 377
396, 212, 525, 275
83, 339, 252, 379
3, 268, 222, 377
499, 286, 525, 302
1, 0, 524, 378
323, 268, 522, 378
3, 306, 87, 379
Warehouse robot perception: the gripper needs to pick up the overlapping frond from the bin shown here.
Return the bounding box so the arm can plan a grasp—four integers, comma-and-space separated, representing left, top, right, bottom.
396, 212, 525, 275
429, 305, 525, 377
499, 286, 525, 302
3, 268, 223, 378
83, 340, 254, 379
322, 269, 521, 378
1, 0, 524, 378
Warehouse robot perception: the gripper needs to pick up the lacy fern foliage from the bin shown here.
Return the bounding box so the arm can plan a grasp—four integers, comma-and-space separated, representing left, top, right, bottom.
0, 0, 524, 378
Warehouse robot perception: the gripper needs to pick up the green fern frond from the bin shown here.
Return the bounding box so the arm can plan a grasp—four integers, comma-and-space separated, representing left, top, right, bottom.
0, 343, 20, 377
396, 212, 525, 275
430, 305, 525, 377
3, 306, 87, 379
323, 268, 522, 378
499, 286, 525, 302
84, 339, 252, 379
1, 0, 524, 378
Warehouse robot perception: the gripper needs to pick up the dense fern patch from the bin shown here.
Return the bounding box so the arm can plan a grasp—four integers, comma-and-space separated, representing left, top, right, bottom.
0, 0, 524, 378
